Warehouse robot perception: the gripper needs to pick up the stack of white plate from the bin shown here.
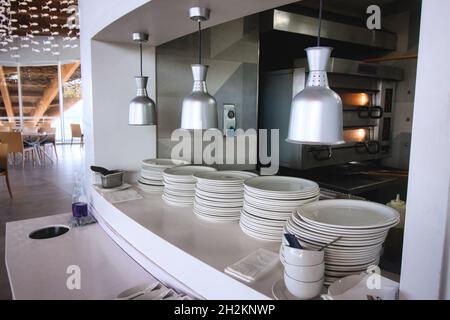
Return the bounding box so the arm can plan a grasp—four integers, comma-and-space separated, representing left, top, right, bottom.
282, 199, 399, 285
138, 159, 189, 193
162, 165, 217, 207
193, 171, 258, 222
240, 176, 320, 241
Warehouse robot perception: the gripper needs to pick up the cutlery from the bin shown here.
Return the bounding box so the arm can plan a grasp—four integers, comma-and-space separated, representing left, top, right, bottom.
318, 236, 342, 251
116, 282, 161, 300
90, 165, 115, 176
284, 233, 303, 249
367, 294, 382, 300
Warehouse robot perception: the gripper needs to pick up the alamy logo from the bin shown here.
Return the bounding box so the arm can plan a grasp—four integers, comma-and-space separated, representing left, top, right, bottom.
170, 129, 280, 175
366, 5, 381, 30
66, 265, 81, 290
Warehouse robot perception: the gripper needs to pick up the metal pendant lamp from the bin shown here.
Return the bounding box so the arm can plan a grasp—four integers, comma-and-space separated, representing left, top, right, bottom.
129, 32, 157, 126
286, 0, 344, 145
180, 7, 218, 130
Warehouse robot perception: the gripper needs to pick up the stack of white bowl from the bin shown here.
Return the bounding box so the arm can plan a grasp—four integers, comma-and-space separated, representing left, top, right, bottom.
283, 199, 399, 285
162, 165, 217, 207
193, 171, 258, 222
138, 159, 189, 193
281, 244, 325, 300
240, 176, 320, 241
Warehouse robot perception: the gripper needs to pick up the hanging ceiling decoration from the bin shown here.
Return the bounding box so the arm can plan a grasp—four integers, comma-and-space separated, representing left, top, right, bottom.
0, 0, 80, 59
286, 0, 344, 145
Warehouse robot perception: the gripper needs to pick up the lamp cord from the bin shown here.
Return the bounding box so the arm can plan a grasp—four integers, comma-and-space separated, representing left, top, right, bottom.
139, 42, 143, 77
317, 0, 324, 47
198, 21, 202, 65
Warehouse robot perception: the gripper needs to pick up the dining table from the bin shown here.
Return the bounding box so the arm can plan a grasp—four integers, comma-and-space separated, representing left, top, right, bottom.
22, 132, 55, 166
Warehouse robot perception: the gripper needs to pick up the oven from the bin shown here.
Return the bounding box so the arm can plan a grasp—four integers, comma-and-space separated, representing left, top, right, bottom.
259, 58, 402, 170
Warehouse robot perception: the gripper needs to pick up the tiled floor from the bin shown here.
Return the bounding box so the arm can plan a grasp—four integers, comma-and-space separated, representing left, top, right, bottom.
0, 145, 84, 300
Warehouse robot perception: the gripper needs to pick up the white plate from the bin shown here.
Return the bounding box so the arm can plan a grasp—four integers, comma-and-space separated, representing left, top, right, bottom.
196, 183, 244, 192
162, 194, 193, 207
195, 188, 243, 200
138, 179, 164, 186
298, 200, 399, 229
241, 223, 285, 236
194, 202, 242, 214
194, 170, 258, 183
163, 165, 217, 180
286, 221, 388, 245
245, 191, 319, 207
141, 171, 163, 180
142, 158, 190, 168
244, 186, 320, 200
292, 212, 392, 237
244, 176, 319, 195
240, 222, 282, 242
243, 202, 293, 216
195, 192, 243, 203
139, 187, 164, 192
193, 209, 240, 222
272, 279, 307, 300
241, 208, 287, 223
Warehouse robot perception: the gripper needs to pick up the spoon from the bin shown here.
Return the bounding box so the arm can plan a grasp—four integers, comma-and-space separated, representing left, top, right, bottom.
284, 233, 303, 249
318, 236, 342, 251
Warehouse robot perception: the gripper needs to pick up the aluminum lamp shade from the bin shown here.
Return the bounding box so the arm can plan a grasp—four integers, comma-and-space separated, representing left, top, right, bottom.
181, 64, 218, 129
286, 47, 344, 145
129, 76, 157, 125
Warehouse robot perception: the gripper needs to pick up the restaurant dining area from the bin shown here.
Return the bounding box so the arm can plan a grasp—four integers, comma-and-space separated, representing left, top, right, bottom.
1, 0, 450, 308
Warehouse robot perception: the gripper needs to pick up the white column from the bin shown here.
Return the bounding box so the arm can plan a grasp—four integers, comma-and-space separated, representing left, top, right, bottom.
16, 64, 24, 128
400, 0, 450, 299
57, 61, 65, 142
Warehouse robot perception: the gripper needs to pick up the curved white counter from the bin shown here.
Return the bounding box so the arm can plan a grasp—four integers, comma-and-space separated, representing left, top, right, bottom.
90, 187, 284, 300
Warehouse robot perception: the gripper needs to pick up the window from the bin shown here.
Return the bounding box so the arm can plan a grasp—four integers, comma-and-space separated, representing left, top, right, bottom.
0, 61, 81, 142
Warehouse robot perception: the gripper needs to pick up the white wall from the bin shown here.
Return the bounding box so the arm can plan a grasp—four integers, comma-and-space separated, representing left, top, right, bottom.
90, 40, 156, 181
400, 0, 450, 299
79, 0, 156, 184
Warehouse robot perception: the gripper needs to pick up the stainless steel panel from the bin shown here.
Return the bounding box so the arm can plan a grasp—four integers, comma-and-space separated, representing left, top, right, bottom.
295, 57, 404, 81
273, 10, 397, 51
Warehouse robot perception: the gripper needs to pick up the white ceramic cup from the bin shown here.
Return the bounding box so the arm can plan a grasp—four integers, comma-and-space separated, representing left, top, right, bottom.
284, 261, 325, 282
282, 244, 324, 266
284, 272, 324, 300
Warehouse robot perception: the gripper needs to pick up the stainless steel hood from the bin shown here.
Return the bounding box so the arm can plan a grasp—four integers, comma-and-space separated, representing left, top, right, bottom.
268, 9, 397, 51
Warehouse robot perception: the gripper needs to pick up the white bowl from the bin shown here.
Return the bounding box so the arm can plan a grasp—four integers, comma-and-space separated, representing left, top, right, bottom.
284, 272, 324, 300
284, 262, 325, 282
282, 245, 324, 266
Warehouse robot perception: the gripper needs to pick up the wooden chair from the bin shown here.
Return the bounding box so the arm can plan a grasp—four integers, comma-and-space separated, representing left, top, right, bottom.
38, 122, 52, 133
0, 143, 12, 198
40, 128, 58, 161
22, 126, 39, 134
70, 124, 84, 145
0, 132, 37, 168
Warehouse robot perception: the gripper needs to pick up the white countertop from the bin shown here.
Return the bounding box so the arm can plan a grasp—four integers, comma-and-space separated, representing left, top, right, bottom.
91, 187, 284, 299
5, 213, 156, 299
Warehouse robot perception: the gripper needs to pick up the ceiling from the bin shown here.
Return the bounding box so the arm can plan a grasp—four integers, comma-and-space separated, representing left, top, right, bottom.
1, 0, 79, 37
93, 0, 298, 45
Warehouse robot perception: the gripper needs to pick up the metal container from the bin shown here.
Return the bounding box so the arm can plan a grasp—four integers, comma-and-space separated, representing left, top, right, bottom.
100, 170, 124, 188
